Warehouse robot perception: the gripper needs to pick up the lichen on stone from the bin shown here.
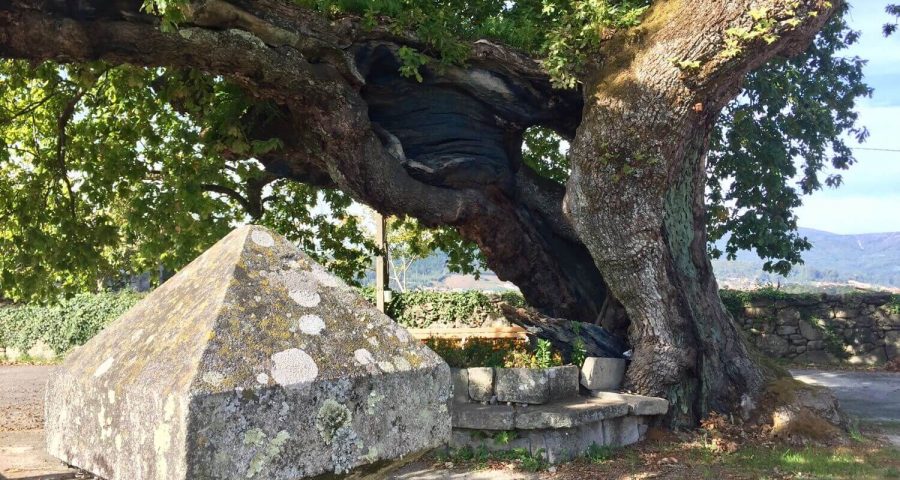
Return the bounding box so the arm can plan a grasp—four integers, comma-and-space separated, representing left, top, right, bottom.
354, 348, 375, 366
315, 399, 352, 445
245, 429, 291, 478
298, 314, 326, 335
270, 348, 318, 386
250, 230, 275, 247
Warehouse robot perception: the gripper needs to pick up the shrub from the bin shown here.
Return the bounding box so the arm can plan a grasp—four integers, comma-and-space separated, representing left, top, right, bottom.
424, 337, 564, 368
0, 291, 142, 354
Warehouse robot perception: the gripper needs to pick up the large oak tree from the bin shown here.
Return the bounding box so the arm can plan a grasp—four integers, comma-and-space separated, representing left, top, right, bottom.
0, 0, 868, 425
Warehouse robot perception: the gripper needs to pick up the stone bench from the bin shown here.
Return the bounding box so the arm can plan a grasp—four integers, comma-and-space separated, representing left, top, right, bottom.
453, 366, 580, 404
449, 392, 667, 463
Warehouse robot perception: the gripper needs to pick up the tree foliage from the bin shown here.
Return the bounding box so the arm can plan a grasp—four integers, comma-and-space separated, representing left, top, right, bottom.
0, 0, 872, 301
707, 6, 870, 275
0, 60, 371, 302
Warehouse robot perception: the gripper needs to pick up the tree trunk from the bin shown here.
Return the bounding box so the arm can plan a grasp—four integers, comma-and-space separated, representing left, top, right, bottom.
0, 0, 837, 426
566, 0, 837, 425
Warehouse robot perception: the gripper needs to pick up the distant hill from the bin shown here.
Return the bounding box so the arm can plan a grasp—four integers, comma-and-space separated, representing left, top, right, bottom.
371, 227, 900, 291
712, 228, 900, 288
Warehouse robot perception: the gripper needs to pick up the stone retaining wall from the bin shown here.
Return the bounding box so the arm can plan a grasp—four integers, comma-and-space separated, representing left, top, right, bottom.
727, 291, 900, 365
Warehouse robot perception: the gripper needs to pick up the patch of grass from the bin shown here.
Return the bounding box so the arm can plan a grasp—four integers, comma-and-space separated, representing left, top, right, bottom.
585, 443, 615, 463
436, 445, 548, 472
724, 445, 900, 479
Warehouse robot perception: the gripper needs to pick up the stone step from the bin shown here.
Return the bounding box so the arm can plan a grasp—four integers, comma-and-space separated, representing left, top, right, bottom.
585, 392, 669, 416
451, 393, 667, 431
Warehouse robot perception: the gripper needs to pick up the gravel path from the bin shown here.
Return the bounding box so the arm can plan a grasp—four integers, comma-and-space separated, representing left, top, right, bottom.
0, 365, 51, 432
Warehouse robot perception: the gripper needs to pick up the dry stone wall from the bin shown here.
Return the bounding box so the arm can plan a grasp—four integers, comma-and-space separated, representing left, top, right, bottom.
726, 291, 900, 365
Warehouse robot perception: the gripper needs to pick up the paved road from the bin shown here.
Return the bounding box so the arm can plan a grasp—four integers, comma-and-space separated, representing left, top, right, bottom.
792, 369, 900, 445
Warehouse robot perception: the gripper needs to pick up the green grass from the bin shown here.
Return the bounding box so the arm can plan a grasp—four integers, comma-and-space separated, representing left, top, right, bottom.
585, 443, 616, 463
724, 445, 900, 479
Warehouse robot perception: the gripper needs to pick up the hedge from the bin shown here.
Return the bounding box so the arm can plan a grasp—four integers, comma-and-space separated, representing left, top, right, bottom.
360, 288, 525, 328
0, 291, 143, 354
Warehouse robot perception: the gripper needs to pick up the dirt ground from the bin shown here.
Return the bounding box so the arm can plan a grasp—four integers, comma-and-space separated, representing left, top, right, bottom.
0, 365, 49, 433
2, 365, 898, 479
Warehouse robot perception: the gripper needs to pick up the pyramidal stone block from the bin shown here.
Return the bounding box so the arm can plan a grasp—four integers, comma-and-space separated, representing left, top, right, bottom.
45, 226, 451, 479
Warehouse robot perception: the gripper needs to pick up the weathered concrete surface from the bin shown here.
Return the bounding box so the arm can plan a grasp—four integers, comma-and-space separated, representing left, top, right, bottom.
495, 368, 549, 404
452, 414, 650, 464
547, 366, 580, 401
450, 369, 469, 403
792, 369, 900, 446
586, 392, 669, 416
466, 367, 493, 403
44, 226, 451, 480
580, 357, 626, 391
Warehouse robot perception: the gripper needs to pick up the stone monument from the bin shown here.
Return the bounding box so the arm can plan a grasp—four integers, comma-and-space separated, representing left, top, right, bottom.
45, 225, 451, 479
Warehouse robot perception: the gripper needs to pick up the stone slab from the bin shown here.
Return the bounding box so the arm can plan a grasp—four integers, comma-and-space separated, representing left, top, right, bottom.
586, 392, 668, 416
467, 367, 494, 403
451, 414, 650, 464
547, 366, 579, 401
451, 403, 515, 430
450, 395, 632, 431
513, 396, 630, 429
495, 368, 549, 404
580, 357, 626, 391
450, 368, 470, 403
44, 226, 451, 480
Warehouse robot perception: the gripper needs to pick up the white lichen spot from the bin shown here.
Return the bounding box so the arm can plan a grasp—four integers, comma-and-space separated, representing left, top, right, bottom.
254, 295, 262, 302
130, 329, 144, 342
392, 355, 412, 372
114, 433, 123, 451
93, 357, 115, 378
256, 373, 269, 385
354, 349, 375, 366
289, 289, 321, 307
298, 314, 326, 335
367, 336, 379, 347
271, 348, 318, 386
377, 361, 395, 373
311, 267, 341, 287
202, 371, 225, 387
107, 390, 116, 404
251, 230, 275, 247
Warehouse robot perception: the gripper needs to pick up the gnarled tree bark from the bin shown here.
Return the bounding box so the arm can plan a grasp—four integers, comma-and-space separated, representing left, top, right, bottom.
566, 0, 837, 425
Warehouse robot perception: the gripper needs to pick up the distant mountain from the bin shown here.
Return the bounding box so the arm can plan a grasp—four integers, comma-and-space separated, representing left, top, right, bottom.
371, 227, 900, 291
712, 228, 900, 288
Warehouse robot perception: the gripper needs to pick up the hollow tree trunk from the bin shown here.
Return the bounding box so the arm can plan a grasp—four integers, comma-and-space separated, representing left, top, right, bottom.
566, 0, 837, 425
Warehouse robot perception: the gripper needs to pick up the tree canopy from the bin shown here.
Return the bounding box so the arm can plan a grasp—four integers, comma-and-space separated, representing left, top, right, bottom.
0, 0, 869, 303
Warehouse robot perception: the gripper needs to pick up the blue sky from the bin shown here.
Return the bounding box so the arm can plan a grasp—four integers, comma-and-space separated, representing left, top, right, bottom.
794, 2, 900, 234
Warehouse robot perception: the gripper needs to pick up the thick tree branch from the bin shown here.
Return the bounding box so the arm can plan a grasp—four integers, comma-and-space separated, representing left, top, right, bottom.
0, 0, 604, 322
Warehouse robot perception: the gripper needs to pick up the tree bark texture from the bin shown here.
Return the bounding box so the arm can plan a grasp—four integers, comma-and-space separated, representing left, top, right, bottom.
566, 0, 837, 425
